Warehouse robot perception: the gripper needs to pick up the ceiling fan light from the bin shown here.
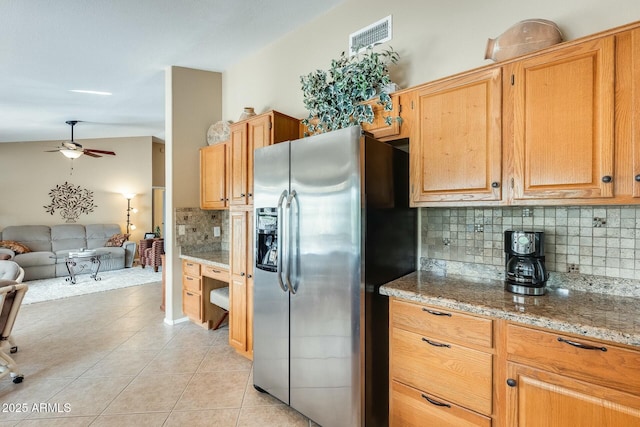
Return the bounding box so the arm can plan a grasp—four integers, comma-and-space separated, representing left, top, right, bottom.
60, 149, 83, 159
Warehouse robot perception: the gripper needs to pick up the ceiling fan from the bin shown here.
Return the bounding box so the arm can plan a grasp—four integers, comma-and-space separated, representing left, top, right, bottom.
47, 120, 116, 159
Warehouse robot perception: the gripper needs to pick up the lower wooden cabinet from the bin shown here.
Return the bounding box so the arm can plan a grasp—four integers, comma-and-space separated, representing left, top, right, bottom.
505, 323, 640, 427
229, 208, 254, 359
506, 363, 640, 426
389, 299, 494, 425
389, 298, 640, 426
181, 260, 229, 329
391, 380, 491, 427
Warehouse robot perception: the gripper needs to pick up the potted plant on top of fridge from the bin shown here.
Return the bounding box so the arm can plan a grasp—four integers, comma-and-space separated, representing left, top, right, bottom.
300, 46, 401, 136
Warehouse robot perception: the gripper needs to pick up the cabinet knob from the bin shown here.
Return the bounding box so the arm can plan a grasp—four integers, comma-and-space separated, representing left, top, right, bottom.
248, 193, 253, 197
601, 175, 612, 183
635, 175, 640, 182
491, 182, 500, 188
240, 272, 245, 277
506, 378, 517, 387
248, 274, 252, 278
220, 198, 224, 201
240, 193, 246, 197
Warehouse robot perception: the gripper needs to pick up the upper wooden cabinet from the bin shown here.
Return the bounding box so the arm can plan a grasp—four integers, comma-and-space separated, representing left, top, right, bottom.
408, 20, 640, 207
506, 36, 615, 201
409, 67, 503, 204
200, 143, 229, 209
229, 111, 299, 207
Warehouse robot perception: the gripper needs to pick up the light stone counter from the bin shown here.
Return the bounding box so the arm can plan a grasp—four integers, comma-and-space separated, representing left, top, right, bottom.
179, 250, 229, 270
380, 271, 640, 347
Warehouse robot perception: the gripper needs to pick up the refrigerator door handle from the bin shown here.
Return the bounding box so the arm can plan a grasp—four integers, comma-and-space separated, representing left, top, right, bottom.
285, 190, 297, 294
276, 190, 289, 293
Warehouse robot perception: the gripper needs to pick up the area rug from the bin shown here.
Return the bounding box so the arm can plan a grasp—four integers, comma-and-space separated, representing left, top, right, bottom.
22, 267, 163, 304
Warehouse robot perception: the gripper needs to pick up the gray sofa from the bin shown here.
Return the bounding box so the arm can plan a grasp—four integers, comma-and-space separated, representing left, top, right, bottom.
0, 224, 136, 281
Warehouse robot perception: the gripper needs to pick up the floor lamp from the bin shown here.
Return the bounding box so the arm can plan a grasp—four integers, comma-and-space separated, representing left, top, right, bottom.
123, 193, 138, 234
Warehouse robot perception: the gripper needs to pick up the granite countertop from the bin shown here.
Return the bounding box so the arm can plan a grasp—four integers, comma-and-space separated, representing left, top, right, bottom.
180, 250, 230, 270
380, 271, 640, 347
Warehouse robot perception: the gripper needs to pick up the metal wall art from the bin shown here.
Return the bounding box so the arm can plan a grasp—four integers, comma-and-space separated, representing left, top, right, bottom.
44, 182, 97, 223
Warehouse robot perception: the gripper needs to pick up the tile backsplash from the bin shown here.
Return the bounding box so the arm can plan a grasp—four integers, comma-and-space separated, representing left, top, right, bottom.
421, 206, 640, 280
175, 207, 229, 252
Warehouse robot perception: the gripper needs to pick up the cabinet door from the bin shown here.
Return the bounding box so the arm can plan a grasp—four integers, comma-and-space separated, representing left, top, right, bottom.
361, 93, 402, 140
247, 115, 271, 205
200, 144, 228, 209
410, 67, 503, 204
245, 210, 254, 357
631, 29, 640, 197
229, 209, 248, 351
509, 36, 615, 200
230, 123, 248, 206
506, 363, 640, 426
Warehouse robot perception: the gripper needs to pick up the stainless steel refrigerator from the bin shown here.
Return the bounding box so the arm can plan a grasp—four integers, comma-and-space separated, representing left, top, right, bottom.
253, 126, 416, 427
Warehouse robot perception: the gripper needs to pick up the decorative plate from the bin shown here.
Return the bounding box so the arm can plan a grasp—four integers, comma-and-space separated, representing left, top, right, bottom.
207, 121, 232, 145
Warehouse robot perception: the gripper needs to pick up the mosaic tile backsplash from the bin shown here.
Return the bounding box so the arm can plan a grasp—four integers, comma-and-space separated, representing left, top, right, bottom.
175, 207, 229, 252
421, 206, 640, 280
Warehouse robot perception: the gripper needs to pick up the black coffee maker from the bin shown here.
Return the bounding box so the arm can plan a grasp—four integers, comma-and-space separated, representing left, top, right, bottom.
504, 230, 549, 295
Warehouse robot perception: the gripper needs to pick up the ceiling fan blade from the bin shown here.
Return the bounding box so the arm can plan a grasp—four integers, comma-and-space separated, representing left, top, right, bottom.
83, 151, 102, 158
45, 149, 62, 152
84, 149, 116, 156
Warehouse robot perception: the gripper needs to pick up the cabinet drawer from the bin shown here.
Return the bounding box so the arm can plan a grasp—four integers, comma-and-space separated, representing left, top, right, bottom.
202, 265, 229, 282
507, 324, 640, 395
182, 289, 202, 320
182, 274, 201, 293
391, 380, 491, 427
391, 299, 493, 348
182, 260, 201, 277
391, 327, 493, 415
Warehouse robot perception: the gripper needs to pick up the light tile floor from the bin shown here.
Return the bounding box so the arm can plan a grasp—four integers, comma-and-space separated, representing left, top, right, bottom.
0, 282, 318, 426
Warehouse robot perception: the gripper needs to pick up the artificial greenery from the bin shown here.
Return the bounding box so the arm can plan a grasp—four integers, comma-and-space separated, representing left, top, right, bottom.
300, 46, 401, 135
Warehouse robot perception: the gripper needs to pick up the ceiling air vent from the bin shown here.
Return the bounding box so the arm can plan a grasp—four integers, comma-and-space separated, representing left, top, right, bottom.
349, 15, 392, 55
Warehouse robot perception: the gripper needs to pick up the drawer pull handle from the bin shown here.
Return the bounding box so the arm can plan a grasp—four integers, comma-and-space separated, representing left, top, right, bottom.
186, 277, 193, 281
209, 269, 220, 273
422, 337, 451, 348
186, 292, 194, 296
557, 337, 607, 352
421, 394, 451, 408
422, 308, 451, 317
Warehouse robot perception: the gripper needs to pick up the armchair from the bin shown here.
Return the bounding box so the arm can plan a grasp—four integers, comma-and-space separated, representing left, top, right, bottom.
139, 238, 164, 272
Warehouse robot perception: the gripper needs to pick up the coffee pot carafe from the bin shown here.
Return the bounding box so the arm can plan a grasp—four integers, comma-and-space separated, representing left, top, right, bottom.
504, 230, 549, 295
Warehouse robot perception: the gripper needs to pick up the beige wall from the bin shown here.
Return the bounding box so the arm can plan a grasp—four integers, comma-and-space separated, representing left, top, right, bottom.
152, 139, 165, 188
222, 0, 640, 121
0, 136, 153, 244
164, 66, 222, 323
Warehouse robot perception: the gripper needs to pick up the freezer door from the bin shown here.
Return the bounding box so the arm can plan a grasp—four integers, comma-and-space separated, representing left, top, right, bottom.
253, 141, 290, 404
289, 126, 363, 427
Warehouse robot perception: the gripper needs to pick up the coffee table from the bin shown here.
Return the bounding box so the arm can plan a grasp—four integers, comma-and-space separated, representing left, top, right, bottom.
52, 250, 111, 284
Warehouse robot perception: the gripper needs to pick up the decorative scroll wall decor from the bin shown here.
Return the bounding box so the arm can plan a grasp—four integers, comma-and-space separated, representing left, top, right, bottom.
43, 182, 97, 223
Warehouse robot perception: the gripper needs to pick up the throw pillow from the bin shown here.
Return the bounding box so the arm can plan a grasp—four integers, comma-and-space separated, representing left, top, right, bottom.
105, 233, 130, 247
0, 240, 31, 254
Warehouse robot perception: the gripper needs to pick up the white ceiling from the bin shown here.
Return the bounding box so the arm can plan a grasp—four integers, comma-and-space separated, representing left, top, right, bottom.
0, 0, 344, 143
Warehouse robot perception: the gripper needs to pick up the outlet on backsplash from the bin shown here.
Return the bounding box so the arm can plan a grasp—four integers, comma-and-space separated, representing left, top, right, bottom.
567, 264, 580, 273
474, 224, 484, 233
593, 217, 607, 227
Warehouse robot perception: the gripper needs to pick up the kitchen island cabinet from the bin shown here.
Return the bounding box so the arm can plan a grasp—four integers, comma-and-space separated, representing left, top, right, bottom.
381, 271, 640, 426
